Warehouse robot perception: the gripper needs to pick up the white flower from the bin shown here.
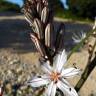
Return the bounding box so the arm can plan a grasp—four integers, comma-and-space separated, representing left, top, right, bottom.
72, 31, 86, 43
28, 50, 81, 96
0, 87, 2, 96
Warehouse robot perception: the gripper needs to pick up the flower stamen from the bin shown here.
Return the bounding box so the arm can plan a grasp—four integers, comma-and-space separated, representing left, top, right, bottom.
50, 72, 60, 83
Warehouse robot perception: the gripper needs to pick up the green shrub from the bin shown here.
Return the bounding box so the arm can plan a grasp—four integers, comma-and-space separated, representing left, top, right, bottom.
67, 0, 96, 19
0, 0, 20, 12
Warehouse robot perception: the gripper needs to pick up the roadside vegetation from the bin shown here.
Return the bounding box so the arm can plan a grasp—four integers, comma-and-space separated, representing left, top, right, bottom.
0, 0, 95, 23
0, 0, 20, 12
55, 10, 93, 23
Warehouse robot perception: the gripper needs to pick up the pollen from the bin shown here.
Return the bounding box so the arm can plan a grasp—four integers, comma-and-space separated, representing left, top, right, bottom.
50, 72, 60, 83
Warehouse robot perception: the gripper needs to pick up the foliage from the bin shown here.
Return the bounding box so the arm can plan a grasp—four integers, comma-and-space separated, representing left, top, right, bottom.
67, 0, 96, 19
48, 0, 64, 12
55, 10, 93, 23
0, 0, 20, 12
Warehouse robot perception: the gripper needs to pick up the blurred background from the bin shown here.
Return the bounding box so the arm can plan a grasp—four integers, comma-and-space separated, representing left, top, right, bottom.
0, 0, 96, 96
0, 0, 96, 19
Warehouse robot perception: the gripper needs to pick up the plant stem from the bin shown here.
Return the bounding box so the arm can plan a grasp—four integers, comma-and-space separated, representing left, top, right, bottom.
75, 37, 96, 92
75, 55, 96, 92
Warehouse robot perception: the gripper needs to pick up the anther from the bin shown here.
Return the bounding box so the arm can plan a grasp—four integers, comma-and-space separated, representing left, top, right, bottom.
73, 63, 77, 69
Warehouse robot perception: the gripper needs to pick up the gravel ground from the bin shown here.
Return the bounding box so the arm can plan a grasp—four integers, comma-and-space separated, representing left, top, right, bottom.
0, 12, 96, 96
0, 49, 42, 96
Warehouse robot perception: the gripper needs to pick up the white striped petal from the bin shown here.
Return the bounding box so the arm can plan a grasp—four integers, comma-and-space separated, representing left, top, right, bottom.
61, 78, 71, 87
54, 49, 67, 73
0, 87, 2, 95
61, 68, 81, 78
72, 31, 86, 43
45, 82, 56, 96
72, 37, 81, 43
42, 61, 52, 74
28, 76, 49, 87
57, 80, 78, 96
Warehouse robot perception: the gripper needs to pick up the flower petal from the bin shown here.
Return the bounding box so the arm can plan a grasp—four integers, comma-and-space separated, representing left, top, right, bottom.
61, 78, 71, 87
61, 68, 81, 78
93, 17, 96, 30
57, 80, 78, 96
42, 61, 52, 74
28, 76, 49, 87
72, 31, 86, 44
72, 36, 81, 43
53, 49, 67, 72
45, 82, 56, 96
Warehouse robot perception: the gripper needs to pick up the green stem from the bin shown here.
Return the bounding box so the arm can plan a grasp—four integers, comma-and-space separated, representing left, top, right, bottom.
75, 55, 96, 92
75, 37, 96, 92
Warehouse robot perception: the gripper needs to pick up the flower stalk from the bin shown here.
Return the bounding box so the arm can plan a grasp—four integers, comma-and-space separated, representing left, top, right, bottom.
75, 32, 96, 92
75, 54, 96, 92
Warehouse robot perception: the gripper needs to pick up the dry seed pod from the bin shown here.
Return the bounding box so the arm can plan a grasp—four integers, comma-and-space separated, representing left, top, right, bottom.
22, 8, 34, 26
24, 14, 36, 32
29, 6, 37, 17
42, 0, 48, 6
26, 0, 37, 17
23, 4, 36, 19
37, 2, 43, 16
30, 33, 46, 57
41, 7, 49, 24
28, 0, 36, 5
45, 23, 52, 47
55, 30, 63, 50
25, 15, 34, 26
34, 18, 44, 39
55, 24, 65, 51
26, 12, 33, 21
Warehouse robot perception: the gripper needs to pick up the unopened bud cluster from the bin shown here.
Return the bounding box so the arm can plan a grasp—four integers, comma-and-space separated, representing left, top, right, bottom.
23, 0, 64, 63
